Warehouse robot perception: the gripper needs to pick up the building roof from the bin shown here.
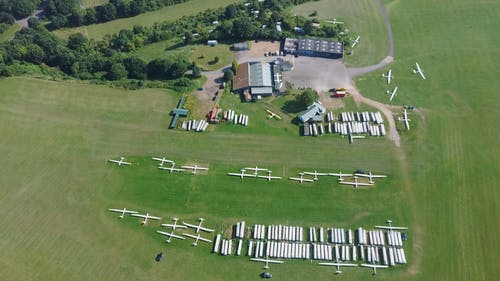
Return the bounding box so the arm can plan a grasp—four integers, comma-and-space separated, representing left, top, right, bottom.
233, 61, 273, 92
251, 87, 273, 95
233, 62, 250, 90
298, 101, 326, 123
297, 38, 343, 54
272, 64, 282, 90
249, 61, 272, 88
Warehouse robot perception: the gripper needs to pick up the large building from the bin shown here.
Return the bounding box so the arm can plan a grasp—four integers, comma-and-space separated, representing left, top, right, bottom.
284, 38, 343, 59
232, 61, 282, 100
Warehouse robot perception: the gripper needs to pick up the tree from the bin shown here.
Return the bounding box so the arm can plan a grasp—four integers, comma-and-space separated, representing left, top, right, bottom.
231, 59, 238, 74
214, 56, 220, 63
12, 0, 37, 19
233, 19, 257, 39
296, 88, 318, 109
147, 58, 172, 79
192, 63, 201, 78
107, 63, 128, 80
183, 31, 192, 44
223, 69, 234, 82
168, 58, 189, 79
0, 12, 15, 25
67, 33, 88, 51
25, 44, 45, 64
68, 9, 84, 27
84, 8, 97, 24
50, 15, 68, 29
224, 4, 239, 19
218, 20, 233, 38
96, 3, 117, 22
47, 0, 79, 17
123, 56, 146, 79
303, 20, 314, 35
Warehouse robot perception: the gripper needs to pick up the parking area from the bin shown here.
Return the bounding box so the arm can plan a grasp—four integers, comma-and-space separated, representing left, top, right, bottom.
283, 56, 350, 92
248, 41, 281, 58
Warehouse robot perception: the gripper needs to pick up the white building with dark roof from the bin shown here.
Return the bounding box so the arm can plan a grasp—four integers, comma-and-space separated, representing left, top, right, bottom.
284, 38, 343, 59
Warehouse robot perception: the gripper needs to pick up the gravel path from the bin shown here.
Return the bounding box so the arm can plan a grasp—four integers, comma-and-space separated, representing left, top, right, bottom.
15, 0, 46, 29
345, 0, 400, 146
347, 0, 394, 77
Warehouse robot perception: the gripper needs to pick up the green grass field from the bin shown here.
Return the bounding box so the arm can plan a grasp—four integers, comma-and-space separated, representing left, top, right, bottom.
0, 77, 402, 281
189, 44, 233, 71
54, 0, 238, 40
134, 39, 196, 62
0, 23, 20, 43
1, 0, 499, 280
134, 40, 233, 71
293, 0, 389, 67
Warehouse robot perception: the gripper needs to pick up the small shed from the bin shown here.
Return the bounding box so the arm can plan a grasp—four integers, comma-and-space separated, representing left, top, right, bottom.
233, 42, 249, 51
207, 40, 218, 46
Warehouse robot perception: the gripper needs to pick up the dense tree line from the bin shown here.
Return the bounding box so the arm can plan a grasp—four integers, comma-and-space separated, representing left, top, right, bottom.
0, 0, 40, 19
0, 12, 16, 34
0, 0, 350, 84
47, 0, 190, 29
100, 0, 347, 53
0, 19, 191, 82
0, 0, 41, 19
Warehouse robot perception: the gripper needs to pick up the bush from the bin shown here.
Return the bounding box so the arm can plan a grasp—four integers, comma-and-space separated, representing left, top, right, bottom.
296, 88, 318, 109
192, 64, 201, 78
0, 12, 16, 25
107, 63, 128, 80
223, 69, 234, 82
11, 0, 37, 19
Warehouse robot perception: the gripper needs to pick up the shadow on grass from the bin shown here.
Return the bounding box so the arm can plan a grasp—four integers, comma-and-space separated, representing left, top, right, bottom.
207, 59, 219, 65
164, 42, 185, 51
282, 100, 304, 114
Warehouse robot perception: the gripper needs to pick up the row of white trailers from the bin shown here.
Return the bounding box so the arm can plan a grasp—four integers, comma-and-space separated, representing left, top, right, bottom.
252, 225, 403, 247
252, 224, 267, 240
253, 224, 304, 241
325, 111, 336, 122
303, 122, 323, 136
181, 120, 209, 132
246, 240, 407, 266
266, 225, 303, 241
213, 235, 245, 256
309, 227, 352, 244
303, 122, 386, 137
334, 122, 386, 136
339, 111, 384, 124
234, 221, 246, 239
224, 109, 249, 126
363, 245, 407, 266
357, 228, 404, 247
250, 241, 311, 259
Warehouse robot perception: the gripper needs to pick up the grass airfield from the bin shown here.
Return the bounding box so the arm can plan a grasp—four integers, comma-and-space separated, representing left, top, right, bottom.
0, 77, 405, 281
1, 0, 499, 280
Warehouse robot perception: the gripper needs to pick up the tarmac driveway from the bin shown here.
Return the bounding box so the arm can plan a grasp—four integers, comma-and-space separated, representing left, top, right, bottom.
283, 56, 351, 92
